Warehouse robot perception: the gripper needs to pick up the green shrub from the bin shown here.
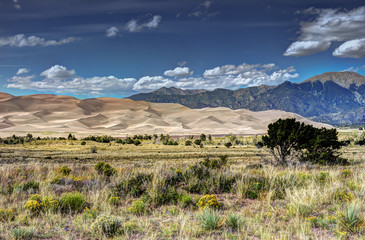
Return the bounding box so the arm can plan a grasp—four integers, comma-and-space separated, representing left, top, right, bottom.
128, 200, 148, 215
333, 189, 354, 203
197, 195, 221, 209
148, 186, 180, 207
95, 162, 117, 177
91, 214, 123, 237
198, 208, 223, 231
0, 209, 14, 221
179, 194, 194, 208
24, 200, 43, 214
81, 141, 86, 145
244, 179, 266, 200
185, 140, 192, 146
341, 169, 352, 178
58, 166, 71, 176
194, 139, 201, 145
24, 194, 59, 214
59, 192, 86, 213
316, 171, 330, 184
201, 155, 229, 169
133, 140, 141, 146
29, 194, 42, 202
110, 173, 152, 198
224, 142, 232, 148
49, 176, 62, 184
11, 227, 35, 240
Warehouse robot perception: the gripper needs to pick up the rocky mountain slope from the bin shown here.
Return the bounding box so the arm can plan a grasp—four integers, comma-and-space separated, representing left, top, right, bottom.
129, 72, 365, 125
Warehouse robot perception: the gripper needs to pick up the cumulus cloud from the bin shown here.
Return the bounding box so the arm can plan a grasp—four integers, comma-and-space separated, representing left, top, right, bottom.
0, 34, 79, 47
40, 65, 75, 80
284, 6, 365, 58
164, 67, 193, 77
7, 65, 136, 95
284, 41, 331, 57
134, 63, 298, 92
332, 39, 365, 58
197, 63, 299, 89
6, 63, 299, 95
125, 15, 162, 32
133, 76, 173, 91
106, 26, 119, 38
16, 68, 30, 75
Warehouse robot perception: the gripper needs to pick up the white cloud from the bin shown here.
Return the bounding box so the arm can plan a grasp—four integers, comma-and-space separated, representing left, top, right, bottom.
106, 26, 119, 38
6, 63, 299, 95
285, 6, 365, 58
7, 65, 136, 95
332, 39, 365, 58
133, 76, 173, 91
16, 68, 30, 75
200, 63, 299, 89
0, 34, 79, 47
204, 63, 259, 77
125, 15, 162, 32
144, 15, 161, 29
164, 67, 193, 77
189, 0, 219, 20
284, 41, 331, 57
40, 65, 75, 80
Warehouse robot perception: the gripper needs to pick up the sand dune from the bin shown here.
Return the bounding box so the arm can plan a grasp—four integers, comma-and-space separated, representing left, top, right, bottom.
0, 93, 331, 137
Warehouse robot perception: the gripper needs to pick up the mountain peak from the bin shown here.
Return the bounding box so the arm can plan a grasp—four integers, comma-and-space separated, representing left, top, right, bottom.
303, 71, 365, 89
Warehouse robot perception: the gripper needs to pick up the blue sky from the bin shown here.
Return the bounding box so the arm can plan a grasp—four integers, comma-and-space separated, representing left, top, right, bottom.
0, 0, 364, 98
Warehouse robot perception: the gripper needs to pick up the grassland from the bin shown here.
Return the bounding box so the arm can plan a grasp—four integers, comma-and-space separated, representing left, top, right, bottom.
0, 133, 364, 239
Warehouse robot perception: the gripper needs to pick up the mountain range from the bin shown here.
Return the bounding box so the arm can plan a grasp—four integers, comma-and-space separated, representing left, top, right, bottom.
129, 72, 365, 125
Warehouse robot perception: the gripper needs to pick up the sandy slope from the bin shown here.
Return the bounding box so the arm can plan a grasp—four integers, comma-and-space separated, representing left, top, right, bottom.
0, 93, 331, 137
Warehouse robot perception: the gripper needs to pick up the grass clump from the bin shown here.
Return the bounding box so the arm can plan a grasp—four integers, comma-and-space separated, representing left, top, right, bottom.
15, 181, 39, 193
91, 214, 123, 237
226, 213, 243, 230
11, 227, 35, 240
198, 208, 223, 231
59, 192, 86, 213
338, 204, 364, 233
0, 209, 14, 222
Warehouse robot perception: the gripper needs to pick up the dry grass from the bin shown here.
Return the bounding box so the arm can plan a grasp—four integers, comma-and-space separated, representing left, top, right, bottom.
0, 133, 364, 239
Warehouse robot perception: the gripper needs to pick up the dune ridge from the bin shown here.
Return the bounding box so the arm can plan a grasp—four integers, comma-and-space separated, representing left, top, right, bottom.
0, 93, 331, 137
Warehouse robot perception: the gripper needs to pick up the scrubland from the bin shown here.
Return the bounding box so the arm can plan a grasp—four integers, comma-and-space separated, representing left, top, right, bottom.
0, 132, 364, 239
